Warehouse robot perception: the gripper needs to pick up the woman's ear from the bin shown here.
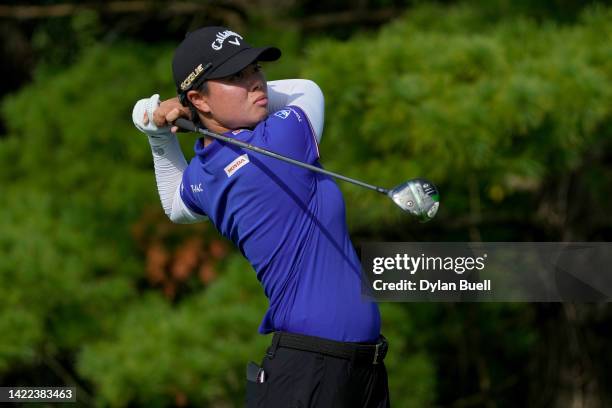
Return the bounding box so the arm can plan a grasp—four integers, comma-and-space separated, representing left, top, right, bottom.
187, 90, 211, 113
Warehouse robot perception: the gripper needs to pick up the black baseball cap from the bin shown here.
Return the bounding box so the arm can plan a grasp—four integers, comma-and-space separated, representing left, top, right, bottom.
172, 26, 281, 97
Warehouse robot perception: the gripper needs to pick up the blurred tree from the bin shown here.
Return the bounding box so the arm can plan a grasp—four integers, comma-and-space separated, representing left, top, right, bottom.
303, 4, 612, 242
302, 4, 612, 406
77, 255, 271, 407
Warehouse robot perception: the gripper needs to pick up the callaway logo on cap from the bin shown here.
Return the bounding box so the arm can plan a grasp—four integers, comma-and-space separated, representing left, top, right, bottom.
211, 30, 243, 50
172, 26, 281, 100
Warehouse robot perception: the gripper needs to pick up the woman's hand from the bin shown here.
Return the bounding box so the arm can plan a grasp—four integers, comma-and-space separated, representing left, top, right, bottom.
143, 97, 191, 133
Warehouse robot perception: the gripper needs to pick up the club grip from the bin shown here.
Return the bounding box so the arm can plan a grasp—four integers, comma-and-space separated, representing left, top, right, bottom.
174, 118, 197, 132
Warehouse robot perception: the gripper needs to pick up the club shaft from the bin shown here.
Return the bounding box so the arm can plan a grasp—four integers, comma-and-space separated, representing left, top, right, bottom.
175, 118, 389, 194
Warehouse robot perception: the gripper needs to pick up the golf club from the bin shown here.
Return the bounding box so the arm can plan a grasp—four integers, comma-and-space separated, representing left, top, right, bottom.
175, 118, 440, 222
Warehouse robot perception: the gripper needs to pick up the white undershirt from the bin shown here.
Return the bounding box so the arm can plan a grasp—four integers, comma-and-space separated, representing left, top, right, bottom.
132, 79, 325, 223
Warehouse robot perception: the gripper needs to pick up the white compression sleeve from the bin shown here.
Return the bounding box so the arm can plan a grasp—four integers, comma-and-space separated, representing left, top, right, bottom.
132, 94, 207, 224
267, 79, 325, 143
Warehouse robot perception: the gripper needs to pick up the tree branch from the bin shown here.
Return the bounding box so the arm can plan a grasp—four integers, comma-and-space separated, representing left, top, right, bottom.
300, 8, 402, 30
0, 2, 224, 19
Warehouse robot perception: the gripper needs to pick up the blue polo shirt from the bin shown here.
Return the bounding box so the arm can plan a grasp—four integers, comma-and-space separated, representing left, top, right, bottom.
180, 106, 380, 342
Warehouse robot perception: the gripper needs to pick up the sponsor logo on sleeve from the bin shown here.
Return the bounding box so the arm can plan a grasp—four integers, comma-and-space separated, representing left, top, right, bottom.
274, 109, 291, 119
274, 107, 303, 122
224, 154, 250, 177
289, 107, 302, 122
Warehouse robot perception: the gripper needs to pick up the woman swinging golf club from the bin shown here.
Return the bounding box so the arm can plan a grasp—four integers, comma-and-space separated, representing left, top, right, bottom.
132, 26, 390, 407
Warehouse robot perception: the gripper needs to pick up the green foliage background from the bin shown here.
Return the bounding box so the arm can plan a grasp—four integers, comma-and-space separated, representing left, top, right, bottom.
305, 5, 612, 236
1, 2, 611, 407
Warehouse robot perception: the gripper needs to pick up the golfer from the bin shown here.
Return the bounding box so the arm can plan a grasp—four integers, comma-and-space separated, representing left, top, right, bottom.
132, 26, 390, 407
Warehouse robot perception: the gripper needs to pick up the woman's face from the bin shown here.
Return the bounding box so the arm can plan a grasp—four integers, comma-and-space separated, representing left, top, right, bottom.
191, 63, 268, 133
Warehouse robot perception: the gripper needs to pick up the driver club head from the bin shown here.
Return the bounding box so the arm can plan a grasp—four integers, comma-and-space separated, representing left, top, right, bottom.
388, 178, 440, 222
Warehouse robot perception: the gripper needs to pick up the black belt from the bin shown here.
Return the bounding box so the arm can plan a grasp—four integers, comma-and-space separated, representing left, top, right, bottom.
266, 331, 388, 365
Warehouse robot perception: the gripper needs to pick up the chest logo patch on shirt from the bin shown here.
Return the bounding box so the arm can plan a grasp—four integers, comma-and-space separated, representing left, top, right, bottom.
224, 154, 250, 177
274, 109, 291, 119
